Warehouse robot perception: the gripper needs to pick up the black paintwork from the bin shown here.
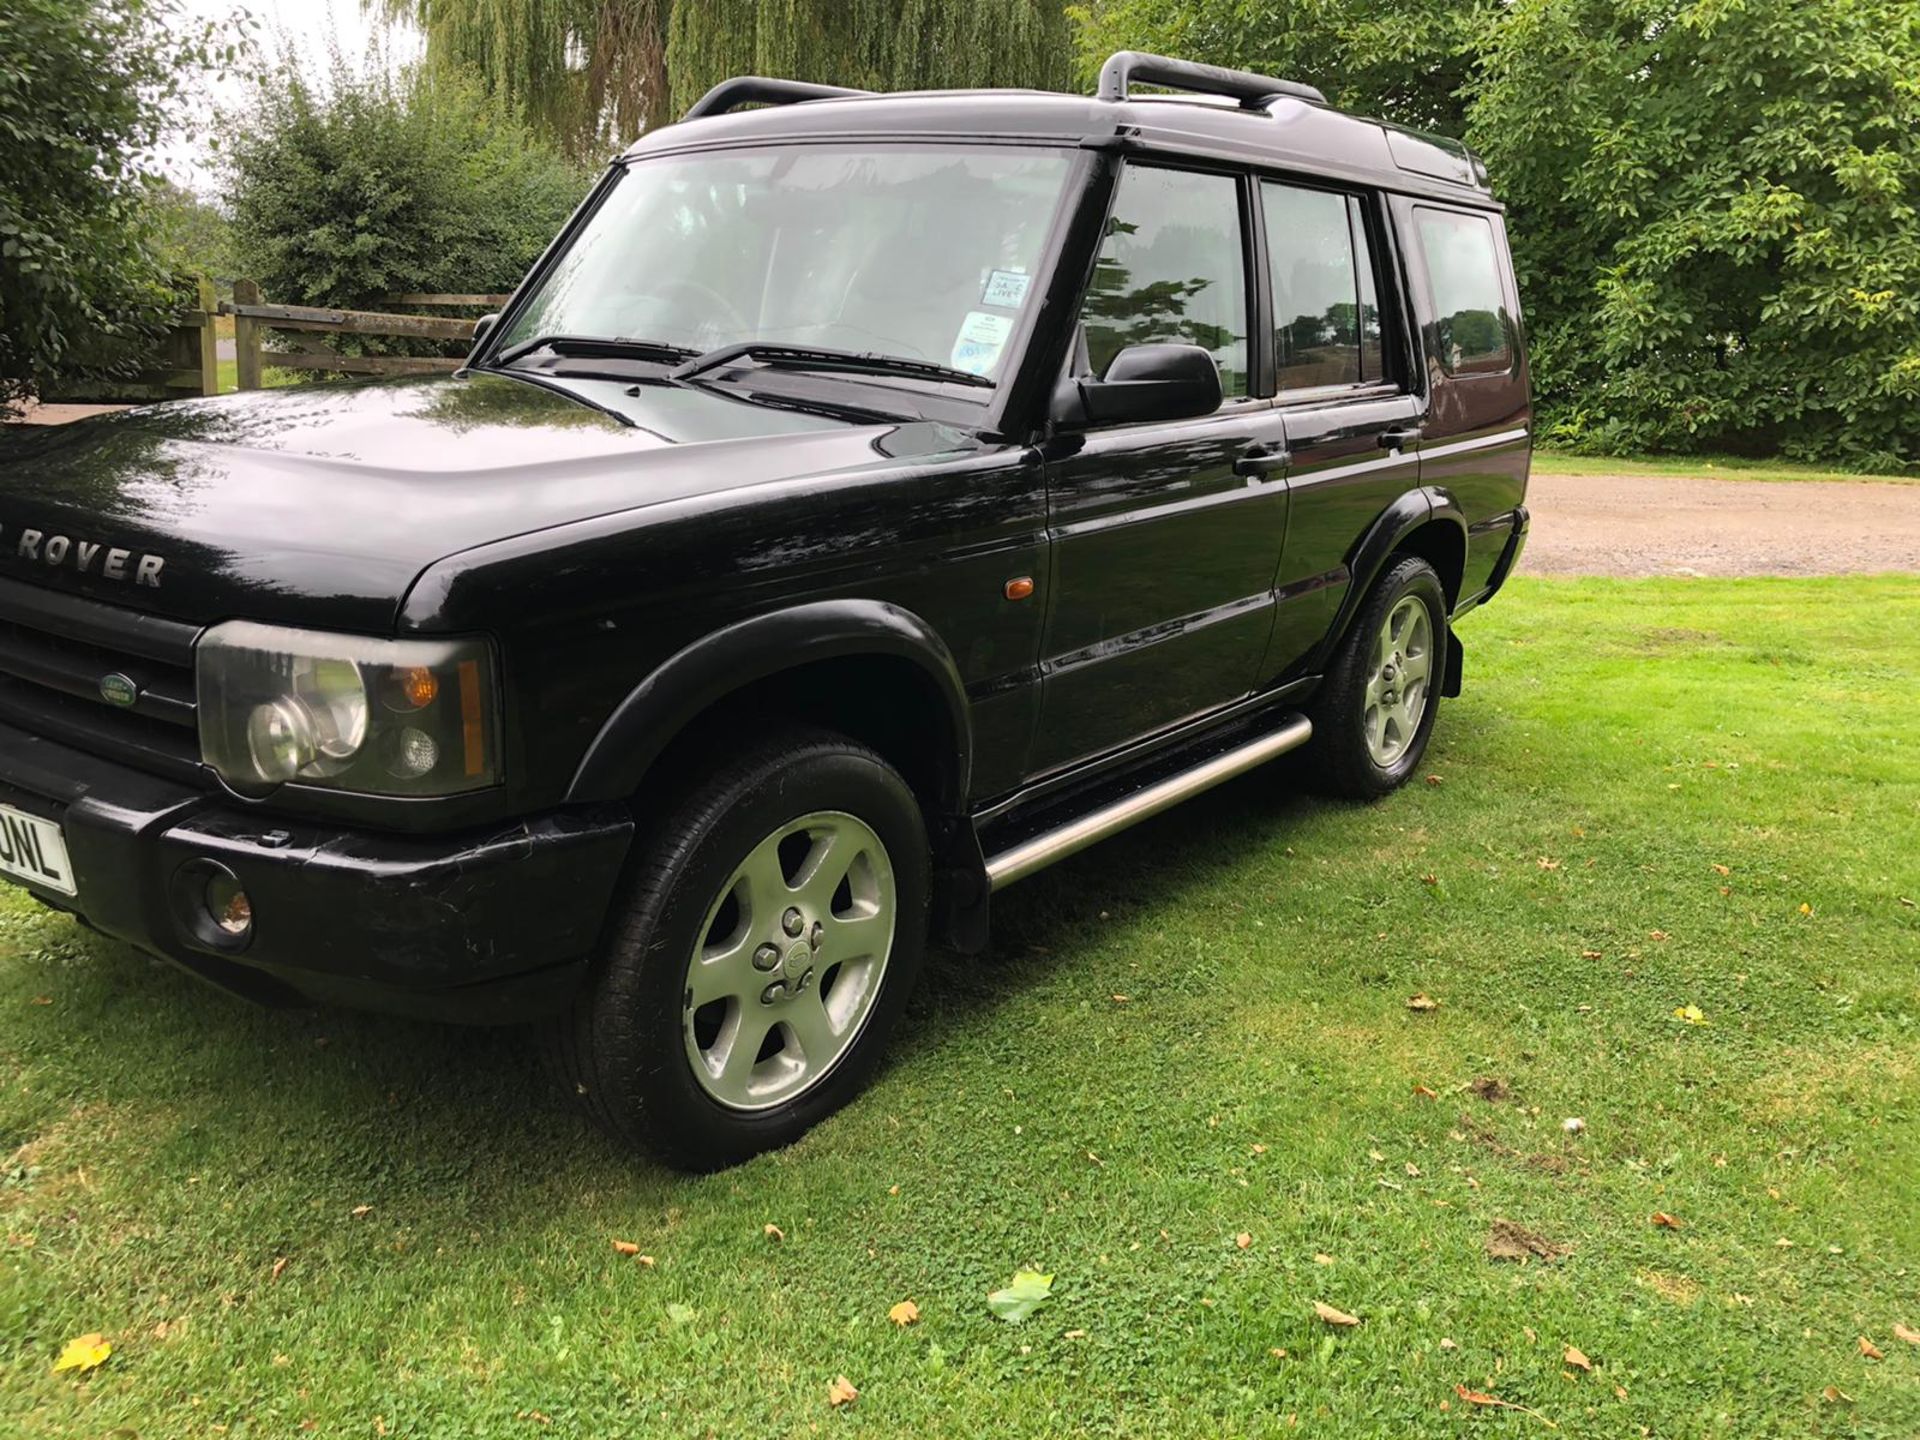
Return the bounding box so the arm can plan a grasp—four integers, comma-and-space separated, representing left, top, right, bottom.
0, 75, 1530, 1016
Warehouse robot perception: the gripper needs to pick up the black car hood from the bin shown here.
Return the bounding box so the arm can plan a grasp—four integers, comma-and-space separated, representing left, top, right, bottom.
0, 372, 946, 633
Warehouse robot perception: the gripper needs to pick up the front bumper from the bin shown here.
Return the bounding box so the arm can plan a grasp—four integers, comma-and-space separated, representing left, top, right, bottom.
0, 720, 633, 1022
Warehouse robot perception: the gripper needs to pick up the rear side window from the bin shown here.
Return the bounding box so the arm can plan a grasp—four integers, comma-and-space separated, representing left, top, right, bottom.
1262, 183, 1386, 390
1082, 165, 1249, 399
1416, 208, 1512, 376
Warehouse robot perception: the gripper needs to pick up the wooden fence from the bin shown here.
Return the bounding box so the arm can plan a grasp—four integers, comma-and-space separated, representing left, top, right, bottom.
225, 283, 510, 389
35, 277, 221, 405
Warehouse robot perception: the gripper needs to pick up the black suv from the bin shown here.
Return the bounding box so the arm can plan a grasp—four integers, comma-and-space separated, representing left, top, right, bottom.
0, 54, 1529, 1168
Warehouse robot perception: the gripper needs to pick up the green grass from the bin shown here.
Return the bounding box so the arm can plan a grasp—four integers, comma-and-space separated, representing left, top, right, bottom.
4, 576, 1917, 1437
1531, 448, 1918, 484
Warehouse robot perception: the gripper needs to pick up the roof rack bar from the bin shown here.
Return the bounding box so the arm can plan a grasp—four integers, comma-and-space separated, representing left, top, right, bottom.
683, 76, 872, 122
1096, 50, 1327, 110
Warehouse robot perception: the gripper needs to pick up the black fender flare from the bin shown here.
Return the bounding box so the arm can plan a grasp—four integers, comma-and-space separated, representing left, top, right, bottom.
566, 599, 974, 808
1324, 486, 1470, 656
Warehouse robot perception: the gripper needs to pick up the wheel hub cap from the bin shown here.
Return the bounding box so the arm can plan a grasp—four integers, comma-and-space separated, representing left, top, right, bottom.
1363, 596, 1434, 767
682, 810, 896, 1112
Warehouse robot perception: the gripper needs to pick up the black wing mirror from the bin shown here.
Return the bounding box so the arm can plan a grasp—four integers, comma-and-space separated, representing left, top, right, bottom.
471, 312, 501, 348
1053, 342, 1223, 428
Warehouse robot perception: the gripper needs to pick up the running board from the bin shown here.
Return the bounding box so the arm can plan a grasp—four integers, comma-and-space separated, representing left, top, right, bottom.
983, 714, 1313, 891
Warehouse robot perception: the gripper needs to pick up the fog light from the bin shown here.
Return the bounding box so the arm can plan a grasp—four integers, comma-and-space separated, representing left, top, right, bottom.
205, 871, 253, 938
387, 727, 439, 779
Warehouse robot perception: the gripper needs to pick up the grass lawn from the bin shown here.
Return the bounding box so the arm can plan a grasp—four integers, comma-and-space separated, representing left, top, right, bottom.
1531, 448, 1918, 485
4, 576, 1917, 1437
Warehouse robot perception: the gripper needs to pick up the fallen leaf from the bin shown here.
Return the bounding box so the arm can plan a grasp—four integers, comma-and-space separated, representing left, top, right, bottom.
1822, 1385, 1853, 1404
1269, 1346, 1287, 1358
1858, 1336, 1884, 1360
1312, 1301, 1360, 1327
52, 1333, 111, 1374
1425, 774, 1443, 785
1405, 1162, 1422, 1177
1110, 993, 1131, 1003
1407, 993, 1440, 1012
1251, 1143, 1267, 1155
1537, 857, 1561, 871
1564, 1344, 1593, 1372
349, 1205, 373, 1219
888, 1300, 920, 1327
763, 1223, 784, 1243
1650, 1211, 1683, 1230
1420, 873, 1439, 886
1368, 1149, 1386, 1162
827, 1375, 859, 1408
1455, 1385, 1556, 1427
1235, 1233, 1253, 1250
1649, 929, 1670, 941
29, 995, 52, 1005
1412, 1083, 1438, 1099
1439, 1337, 1457, 1350
612, 1240, 640, 1256
987, 1270, 1054, 1323
1313, 1253, 1335, 1266
1893, 1322, 1920, 1346
1711, 863, 1730, 876
270, 1256, 288, 1282
1486, 1219, 1570, 1263
1671, 1005, 1709, 1026
1798, 902, 1813, 916
636, 1255, 656, 1268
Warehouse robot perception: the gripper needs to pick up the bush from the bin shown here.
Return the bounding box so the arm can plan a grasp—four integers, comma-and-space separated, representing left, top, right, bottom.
222, 56, 590, 330
0, 0, 231, 413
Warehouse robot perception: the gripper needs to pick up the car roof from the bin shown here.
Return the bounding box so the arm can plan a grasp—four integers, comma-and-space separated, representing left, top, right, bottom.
621, 88, 1498, 209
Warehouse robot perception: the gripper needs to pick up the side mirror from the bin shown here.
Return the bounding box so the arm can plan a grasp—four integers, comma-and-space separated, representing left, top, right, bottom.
471, 312, 501, 348
1053, 342, 1223, 428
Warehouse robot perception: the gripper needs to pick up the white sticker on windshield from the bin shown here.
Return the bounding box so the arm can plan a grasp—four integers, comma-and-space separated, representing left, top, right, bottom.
982, 269, 1033, 308
951, 310, 1014, 377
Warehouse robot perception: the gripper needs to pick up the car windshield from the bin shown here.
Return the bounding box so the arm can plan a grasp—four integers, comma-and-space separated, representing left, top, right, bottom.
496, 145, 1076, 389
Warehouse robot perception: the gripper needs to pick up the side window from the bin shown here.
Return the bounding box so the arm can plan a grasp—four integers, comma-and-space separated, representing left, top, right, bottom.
1081, 165, 1249, 400
1416, 208, 1512, 376
1263, 182, 1383, 390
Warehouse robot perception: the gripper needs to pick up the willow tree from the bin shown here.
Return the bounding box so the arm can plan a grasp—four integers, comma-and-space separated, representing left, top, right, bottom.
373, 0, 673, 157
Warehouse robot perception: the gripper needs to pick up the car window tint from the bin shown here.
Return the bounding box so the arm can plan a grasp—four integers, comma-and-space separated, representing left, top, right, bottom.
1082, 166, 1248, 399
1263, 183, 1362, 389
1417, 209, 1512, 375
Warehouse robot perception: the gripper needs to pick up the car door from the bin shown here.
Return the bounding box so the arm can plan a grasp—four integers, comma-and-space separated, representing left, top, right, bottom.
1029, 161, 1291, 776
1255, 183, 1424, 679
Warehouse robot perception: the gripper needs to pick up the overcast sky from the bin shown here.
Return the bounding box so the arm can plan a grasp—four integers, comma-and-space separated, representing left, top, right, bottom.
159, 0, 421, 193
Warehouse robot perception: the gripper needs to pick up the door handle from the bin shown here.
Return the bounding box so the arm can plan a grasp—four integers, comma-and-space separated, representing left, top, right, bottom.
1232, 444, 1290, 478
1378, 425, 1423, 451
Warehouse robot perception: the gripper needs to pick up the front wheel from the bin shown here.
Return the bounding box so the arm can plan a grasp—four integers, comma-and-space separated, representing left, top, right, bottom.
548, 728, 929, 1170
1303, 555, 1449, 799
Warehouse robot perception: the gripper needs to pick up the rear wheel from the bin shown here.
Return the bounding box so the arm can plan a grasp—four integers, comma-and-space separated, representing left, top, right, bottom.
549, 728, 928, 1170
1303, 555, 1448, 799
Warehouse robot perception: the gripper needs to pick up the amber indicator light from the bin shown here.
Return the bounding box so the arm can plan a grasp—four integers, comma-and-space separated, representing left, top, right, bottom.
399, 665, 438, 709
458, 659, 486, 777
1004, 576, 1035, 601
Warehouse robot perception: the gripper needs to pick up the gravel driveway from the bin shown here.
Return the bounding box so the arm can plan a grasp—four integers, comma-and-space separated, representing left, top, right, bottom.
1522, 471, 1920, 577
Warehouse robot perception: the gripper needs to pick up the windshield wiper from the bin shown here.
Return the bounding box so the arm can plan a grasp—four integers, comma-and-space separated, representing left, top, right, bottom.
491, 334, 700, 369
671, 341, 994, 390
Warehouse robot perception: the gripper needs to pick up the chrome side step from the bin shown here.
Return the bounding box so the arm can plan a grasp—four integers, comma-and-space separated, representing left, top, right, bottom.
984, 713, 1313, 891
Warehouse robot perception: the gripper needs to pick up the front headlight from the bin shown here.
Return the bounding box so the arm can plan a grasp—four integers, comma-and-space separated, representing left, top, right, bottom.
197, 622, 500, 798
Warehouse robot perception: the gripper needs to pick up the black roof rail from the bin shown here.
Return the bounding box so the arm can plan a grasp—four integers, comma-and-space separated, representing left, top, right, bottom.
683, 76, 872, 122
1096, 50, 1327, 110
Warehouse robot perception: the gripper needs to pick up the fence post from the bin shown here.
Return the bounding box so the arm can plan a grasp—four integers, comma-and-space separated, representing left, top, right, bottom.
193, 276, 220, 396
233, 279, 263, 391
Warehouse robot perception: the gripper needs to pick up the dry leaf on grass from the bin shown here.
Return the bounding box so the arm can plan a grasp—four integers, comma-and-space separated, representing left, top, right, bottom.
1486, 1220, 1570, 1263
1313, 1253, 1335, 1266
1438, 1337, 1457, 1350
1313, 1301, 1361, 1327
1564, 1345, 1593, 1372
1858, 1336, 1884, 1360
1235, 1233, 1253, 1250
1412, 1083, 1438, 1099
888, 1300, 920, 1328
1822, 1385, 1853, 1405
349, 1205, 373, 1219
612, 1240, 640, 1256
29, 995, 52, 1005
1420, 873, 1439, 886
1455, 1385, 1557, 1428
270, 1256, 288, 1282
1672, 1005, 1709, 1026
1711, 863, 1730, 876
763, 1223, 785, 1243
52, 1333, 111, 1374
827, 1375, 859, 1408
1407, 993, 1440, 1012
1893, 1322, 1920, 1346
1650, 1211, 1684, 1230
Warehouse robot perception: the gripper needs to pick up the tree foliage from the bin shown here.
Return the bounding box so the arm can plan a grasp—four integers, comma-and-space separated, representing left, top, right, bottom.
221, 56, 589, 326
0, 0, 231, 413
1072, 0, 1920, 469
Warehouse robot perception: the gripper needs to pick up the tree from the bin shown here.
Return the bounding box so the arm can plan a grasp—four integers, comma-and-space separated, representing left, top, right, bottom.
1471, 0, 1920, 468
1066, 0, 1488, 134
145, 178, 236, 286
221, 55, 589, 329
0, 0, 234, 414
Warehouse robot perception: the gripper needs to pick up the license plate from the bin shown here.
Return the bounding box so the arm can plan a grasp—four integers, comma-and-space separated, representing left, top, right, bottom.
0, 804, 77, 897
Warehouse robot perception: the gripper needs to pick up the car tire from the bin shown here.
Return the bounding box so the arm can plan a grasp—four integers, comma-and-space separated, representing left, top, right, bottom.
1302, 554, 1449, 800
547, 727, 930, 1170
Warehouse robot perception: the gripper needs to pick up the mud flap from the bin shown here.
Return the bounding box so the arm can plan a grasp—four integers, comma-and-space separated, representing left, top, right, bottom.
1443, 629, 1464, 698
